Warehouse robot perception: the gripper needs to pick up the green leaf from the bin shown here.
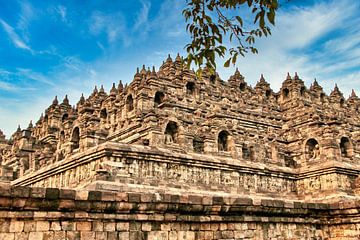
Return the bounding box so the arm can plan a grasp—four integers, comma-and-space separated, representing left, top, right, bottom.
224, 58, 231, 67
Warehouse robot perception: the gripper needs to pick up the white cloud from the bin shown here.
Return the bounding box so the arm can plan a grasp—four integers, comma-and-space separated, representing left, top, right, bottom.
17, 0, 35, 40
89, 11, 130, 45
134, 0, 151, 30
0, 19, 34, 53
216, 0, 360, 97
16, 68, 54, 86
56, 5, 67, 22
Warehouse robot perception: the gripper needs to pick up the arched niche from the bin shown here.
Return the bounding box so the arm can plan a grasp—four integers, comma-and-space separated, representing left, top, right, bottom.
320, 93, 325, 102
239, 83, 246, 91
210, 75, 216, 84
60, 131, 65, 143
340, 137, 353, 157
71, 127, 80, 150
154, 91, 165, 107
300, 86, 305, 96
62, 113, 68, 122
126, 95, 134, 112
265, 90, 271, 98
305, 138, 320, 160
164, 121, 178, 144
193, 136, 204, 153
218, 130, 230, 152
242, 145, 250, 159
283, 88, 289, 99
186, 82, 195, 95
100, 108, 107, 120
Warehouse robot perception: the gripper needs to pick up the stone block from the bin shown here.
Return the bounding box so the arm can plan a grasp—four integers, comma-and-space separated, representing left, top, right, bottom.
104, 222, 115, 231
50, 221, 61, 231
42, 231, 54, 240
66, 231, 80, 240
88, 191, 102, 201
29, 232, 43, 240
107, 232, 118, 240
30, 188, 46, 198
118, 232, 129, 240
9, 221, 24, 232
11, 186, 30, 198
128, 193, 141, 203
80, 231, 95, 240
147, 231, 168, 240
0, 233, 15, 240
92, 221, 103, 231
95, 232, 107, 240
116, 222, 129, 231
61, 221, 75, 231
36, 221, 50, 231
23, 221, 36, 232
45, 188, 59, 200
0, 220, 10, 232
14, 232, 28, 240
142, 222, 152, 231
59, 199, 75, 210
75, 191, 88, 200
76, 221, 92, 231
59, 189, 76, 199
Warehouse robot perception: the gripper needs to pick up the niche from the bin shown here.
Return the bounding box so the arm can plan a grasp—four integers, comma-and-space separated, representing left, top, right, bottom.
71, 127, 80, 150
62, 113, 68, 122
193, 136, 204, 153
340, 137, 352, 157
300, 86, 305, 96
126, 95, 134, 112
154, 91, 165, 107
210, 75, 216, 84
239, 83, 246, 91
165, 121, 178, 144
100, 108, 107, 120
305, 138, 320, 160
283, 88, 289, 99
218, 130, 230, 152
186, 82, 195, 95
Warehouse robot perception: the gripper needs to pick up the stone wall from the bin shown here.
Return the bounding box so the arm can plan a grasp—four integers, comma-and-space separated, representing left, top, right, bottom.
0, 183, 341, 240
2, 184, 360, 239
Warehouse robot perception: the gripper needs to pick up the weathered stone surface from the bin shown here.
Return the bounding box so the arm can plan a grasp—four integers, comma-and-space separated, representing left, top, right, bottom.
0, 55, 360, 238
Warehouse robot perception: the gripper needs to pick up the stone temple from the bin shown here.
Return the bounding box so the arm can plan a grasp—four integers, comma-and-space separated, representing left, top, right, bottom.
0, 54, 360, 239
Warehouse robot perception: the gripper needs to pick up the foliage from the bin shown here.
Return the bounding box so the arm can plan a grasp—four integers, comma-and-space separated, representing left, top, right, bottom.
183, 0, 279, 73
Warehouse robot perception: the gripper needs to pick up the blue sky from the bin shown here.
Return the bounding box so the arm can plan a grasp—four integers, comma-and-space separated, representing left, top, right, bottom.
0, 0, 359, 137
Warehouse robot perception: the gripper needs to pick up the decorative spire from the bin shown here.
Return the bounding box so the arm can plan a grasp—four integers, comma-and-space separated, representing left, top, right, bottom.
350, 89, 358, 98
175, 53, 181, 63
62, 95, 69, 105
99, 85, 105, 93
28, 120, 33, 129
259, 74, 265, 82
294, 72, 299, 80
118, 80, 124, 92
140, 65, 147, 75
166, 54, 172, 62
52, 96, 58, 105
93, 86, 98, 94
286, 72, 291, 80
78, 93, 85, 105
310, 78, 323, 92
314, 78, 319, 86
330, 84, 343, 99
17, 125, 21, 132
149, 66, 157, 79
110, 83, 117, 95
